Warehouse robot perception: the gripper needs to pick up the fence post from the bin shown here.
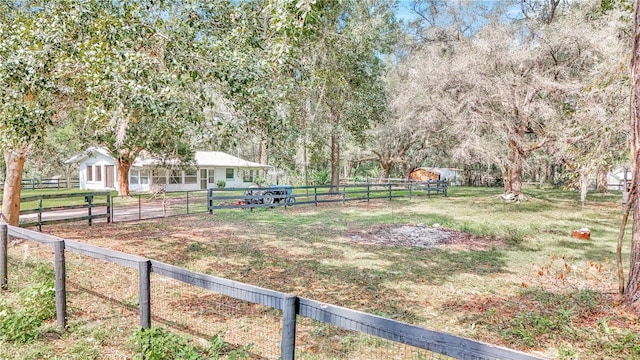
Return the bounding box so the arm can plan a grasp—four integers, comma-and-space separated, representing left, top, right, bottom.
86, 195, 93, 226
208, 189, 213, 214
281, 294, 298, 360
388, 183, 392, 200
1, 224, 7, 290
37, 198, 43, 232
367, 184, 370, 202
314, 187, 318, 206
139, 260, 151, 329
409, 181, 413, 199
342, 185, 346, 204
106, 193, 112, 223
53, 241, 67, 330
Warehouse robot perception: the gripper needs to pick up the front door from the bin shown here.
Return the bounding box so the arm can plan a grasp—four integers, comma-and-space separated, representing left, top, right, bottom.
105, 165, 115, 188
200, 169, 208, 189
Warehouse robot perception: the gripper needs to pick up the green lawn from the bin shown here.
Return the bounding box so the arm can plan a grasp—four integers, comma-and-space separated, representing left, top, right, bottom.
1, 185, 637, 359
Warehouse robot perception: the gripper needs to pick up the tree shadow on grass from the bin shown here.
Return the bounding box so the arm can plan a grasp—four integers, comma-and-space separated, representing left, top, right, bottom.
555, 240, 616, 262
386, 248, 509, 285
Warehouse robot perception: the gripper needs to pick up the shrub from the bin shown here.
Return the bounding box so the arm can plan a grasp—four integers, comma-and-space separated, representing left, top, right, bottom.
216, 180, 226, 189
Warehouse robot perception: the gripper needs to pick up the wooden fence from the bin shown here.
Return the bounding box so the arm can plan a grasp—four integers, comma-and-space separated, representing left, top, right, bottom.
8, 182, 446, 230
3, 192, 111, 230
0, 177, 79, 190
208, 181, 448, 212
0, 224, 545, 360
13, 192, 111, 230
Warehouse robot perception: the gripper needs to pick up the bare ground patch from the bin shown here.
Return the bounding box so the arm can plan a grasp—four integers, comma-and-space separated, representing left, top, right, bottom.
348, 224, 505, 250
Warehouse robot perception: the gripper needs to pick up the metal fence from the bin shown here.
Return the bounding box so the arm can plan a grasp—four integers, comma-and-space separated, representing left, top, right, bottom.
1, 224, 545, 360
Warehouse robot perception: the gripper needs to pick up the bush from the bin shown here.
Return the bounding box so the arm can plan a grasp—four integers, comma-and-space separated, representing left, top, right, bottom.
312, 170, 330, 185
216, 180, 226, 189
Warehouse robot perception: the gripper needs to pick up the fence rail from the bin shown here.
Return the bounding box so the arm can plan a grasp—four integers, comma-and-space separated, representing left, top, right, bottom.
13, 192, 111, 230
11, 192, 111, 230
208, 181, 448, 212
0, 224, 545, 360
0, 177, 79, 190
11, 182, 446, 230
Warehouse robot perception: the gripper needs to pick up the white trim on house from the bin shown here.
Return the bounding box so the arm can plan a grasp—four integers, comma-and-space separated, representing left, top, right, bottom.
65, 148, 271, 191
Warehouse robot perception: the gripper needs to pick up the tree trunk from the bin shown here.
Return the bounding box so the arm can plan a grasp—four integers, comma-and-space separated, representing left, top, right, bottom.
502, 167, 511, 193
330, 132, 340, 192
2, 146, 28, 226
625, 161, 640, 311
579, 170, 589, 205
624, 0, 640, 312
258, 138, 268, 165
463, 164, 472, 186
596, 166, 609, 193
116, 157, 133, 196
507, 137, 524, 196
381, 163, 392, 179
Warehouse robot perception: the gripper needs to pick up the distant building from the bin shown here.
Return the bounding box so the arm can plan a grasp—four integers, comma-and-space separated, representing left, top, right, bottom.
607, 167, 631, 191
64, 148, 270, 191
408, 167, 462, 185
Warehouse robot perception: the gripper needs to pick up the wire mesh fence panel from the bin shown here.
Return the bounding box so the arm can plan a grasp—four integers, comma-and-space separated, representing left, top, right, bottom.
64, 252, 141, 357
6, 240, 54, 292
295, 317, 455, 360
150, 273, 283, 359
112, 191, 210, 222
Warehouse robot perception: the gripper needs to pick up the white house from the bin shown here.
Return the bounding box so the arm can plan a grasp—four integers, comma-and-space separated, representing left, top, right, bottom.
64, 148, 271, 191
607, 167, 631, 191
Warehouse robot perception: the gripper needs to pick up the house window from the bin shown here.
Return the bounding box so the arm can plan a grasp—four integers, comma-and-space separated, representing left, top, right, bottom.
226, 168, 234, 180
184, 169, 197, 184
140, 170, 149, 184
243, 170, 255, 183
129, 170, 139, 185
152, 169, 167, 184
95, 166, 102, 182
208, 170, 215, 184
130, 169, 149, 185
169, 169, 181, 184
86, 165, 93, 181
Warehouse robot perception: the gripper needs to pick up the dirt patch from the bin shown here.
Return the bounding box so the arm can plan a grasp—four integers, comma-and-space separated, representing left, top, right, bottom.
348, 224, 504, 250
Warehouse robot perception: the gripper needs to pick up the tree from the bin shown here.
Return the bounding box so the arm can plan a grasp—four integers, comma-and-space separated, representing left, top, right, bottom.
368, 51, 457, 178
623, 0, 640, 312
392, 1, 614, 200
0, 0, 87, 225
295, 0, 398, 190
79, 1, 214, 196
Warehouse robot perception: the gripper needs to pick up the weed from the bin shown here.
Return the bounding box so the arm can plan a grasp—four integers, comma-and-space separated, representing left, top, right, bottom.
130, 327, 252, 360
68, 339, 100, 359
0, 264, 55, 343
130, 327, 202, 359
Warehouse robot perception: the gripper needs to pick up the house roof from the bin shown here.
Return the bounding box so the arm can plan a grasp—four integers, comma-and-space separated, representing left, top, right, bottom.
63, 147, 112, 164
134, 151, 269, 168
65, 148, 270, 169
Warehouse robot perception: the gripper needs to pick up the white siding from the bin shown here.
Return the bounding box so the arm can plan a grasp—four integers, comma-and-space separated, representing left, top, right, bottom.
79, 153, 118, 190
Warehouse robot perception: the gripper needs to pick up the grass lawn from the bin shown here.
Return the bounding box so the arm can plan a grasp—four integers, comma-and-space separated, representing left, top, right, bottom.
2, 185, 638, 359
